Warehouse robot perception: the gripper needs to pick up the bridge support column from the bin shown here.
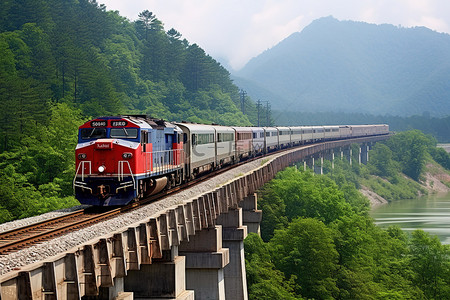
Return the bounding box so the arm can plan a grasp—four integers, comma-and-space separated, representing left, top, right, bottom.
324, 150, 335, 170
216, 208, 248, 300
241, 193, 262, 235
319, 156, 324, 175
312, 154, 322, 175
306, 156, 314, 171
179, 226, 229, 300
359, 146, 362, 165
361, 144, 369, 164
331, 151, 335, 169
343, 147, 352, 165
124, 247, 194, 299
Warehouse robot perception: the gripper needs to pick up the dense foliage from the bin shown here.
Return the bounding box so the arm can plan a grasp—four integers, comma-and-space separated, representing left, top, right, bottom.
0, 0, 265, 222
246, 165, 450, 299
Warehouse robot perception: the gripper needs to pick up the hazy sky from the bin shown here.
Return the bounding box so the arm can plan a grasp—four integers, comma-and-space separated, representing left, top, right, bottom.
100, 0, 450, 70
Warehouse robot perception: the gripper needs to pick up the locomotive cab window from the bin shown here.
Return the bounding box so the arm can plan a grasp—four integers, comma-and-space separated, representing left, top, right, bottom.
111, 128, 138, 138
80, 128, 107, 140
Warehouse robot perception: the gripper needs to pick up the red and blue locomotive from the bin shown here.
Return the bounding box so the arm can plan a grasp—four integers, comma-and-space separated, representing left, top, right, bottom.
73, 116, 184, 206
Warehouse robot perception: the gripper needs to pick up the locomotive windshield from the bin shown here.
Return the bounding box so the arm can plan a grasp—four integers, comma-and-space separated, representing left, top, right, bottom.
110, 128, 138, 138
80, 128, 107, 140
79, 127, 139, 141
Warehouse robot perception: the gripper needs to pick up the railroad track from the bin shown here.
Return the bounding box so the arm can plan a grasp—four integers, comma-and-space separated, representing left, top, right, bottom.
0, 208, 124, 255
0, 152, 259, 255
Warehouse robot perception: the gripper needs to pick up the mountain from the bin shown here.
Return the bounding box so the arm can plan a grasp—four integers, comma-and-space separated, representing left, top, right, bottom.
234, 16, 450, 117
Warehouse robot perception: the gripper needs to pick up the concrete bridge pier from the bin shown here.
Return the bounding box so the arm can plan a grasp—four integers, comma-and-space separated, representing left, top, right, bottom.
216, 208, 248, 300
241, 193, 262, 235
360, 143, 369, 165
316, 155, 324, 175
324, 150, 335, 169
305, 156, 314, 171
179, 226, 229, 300
124, 246, 194, 300
343, 147, 352, 165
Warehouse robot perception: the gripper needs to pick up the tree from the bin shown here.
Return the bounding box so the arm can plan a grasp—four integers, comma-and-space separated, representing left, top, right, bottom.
137, 10, 157, 41
368, 143, 398, 178
245, 233, 301, 300
409, 230, 450, 299
386, 130, 434, 181
270, 218, 339, 299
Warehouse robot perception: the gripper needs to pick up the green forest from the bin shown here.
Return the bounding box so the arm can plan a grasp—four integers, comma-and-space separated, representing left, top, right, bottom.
0, 0, 265, 222
246, 130, 450, 299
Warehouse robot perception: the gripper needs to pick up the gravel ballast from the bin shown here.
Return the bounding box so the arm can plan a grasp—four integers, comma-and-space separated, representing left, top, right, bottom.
0, 205, 90, 233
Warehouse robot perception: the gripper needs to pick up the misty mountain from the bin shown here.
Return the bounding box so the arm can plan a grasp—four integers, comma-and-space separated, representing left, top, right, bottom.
233, 16, 450, 117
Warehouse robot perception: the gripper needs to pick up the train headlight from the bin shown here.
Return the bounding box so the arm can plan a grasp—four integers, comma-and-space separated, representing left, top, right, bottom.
98, 165, 106, 173
122, 152, 133, 159
78, 153, 87, 160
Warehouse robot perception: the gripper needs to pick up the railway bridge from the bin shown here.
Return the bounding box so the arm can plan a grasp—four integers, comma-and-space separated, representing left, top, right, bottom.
0, 135, 389, 300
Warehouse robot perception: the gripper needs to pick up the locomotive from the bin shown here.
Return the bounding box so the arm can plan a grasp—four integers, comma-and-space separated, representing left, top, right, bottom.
73, 115, 388, 206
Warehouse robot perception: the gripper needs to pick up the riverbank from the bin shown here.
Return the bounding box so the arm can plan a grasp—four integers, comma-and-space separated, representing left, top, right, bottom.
362, 162, 450, 208
437, 143, 450, 153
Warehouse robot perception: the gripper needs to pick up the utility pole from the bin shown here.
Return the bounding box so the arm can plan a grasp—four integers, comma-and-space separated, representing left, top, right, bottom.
240, 89, 247, 114
256, 99, 262, 126
266, 101, 271, 126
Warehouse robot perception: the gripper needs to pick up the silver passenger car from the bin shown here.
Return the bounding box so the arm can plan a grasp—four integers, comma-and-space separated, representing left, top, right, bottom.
176, 123, 216, 178
263, 127, 278, 152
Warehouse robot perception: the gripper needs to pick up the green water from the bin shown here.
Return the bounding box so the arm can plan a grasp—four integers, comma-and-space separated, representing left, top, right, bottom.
370, 192, 450, 244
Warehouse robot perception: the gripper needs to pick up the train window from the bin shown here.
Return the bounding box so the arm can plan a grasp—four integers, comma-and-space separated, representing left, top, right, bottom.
80, 128, 107, 140
111, 128, 138, 138
193, 133, 215, 145
225, 133, 233, 142
266, 132, 270, 137
217, 133, 232, 142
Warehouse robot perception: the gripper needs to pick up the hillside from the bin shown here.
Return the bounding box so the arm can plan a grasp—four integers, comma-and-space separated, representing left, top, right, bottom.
234, 16, 450, 117
0, 0, 263, 222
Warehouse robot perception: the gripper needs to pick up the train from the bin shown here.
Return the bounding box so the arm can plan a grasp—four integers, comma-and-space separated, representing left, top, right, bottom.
73, 115, 389, 206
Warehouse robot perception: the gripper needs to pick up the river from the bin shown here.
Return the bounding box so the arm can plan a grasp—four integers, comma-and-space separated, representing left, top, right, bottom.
370, 192, 450, 244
